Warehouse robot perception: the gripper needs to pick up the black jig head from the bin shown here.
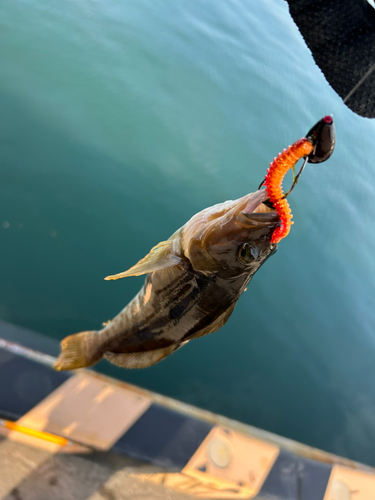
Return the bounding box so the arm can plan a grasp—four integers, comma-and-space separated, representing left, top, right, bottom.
306, 115, 336, 163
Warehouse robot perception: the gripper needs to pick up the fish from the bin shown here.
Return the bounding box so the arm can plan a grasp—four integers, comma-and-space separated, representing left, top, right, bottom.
53, 189, 280, 370
54, 115, 335, 371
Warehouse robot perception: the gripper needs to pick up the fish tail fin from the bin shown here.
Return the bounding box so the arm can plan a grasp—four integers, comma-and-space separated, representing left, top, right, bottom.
53, 330, 102, 371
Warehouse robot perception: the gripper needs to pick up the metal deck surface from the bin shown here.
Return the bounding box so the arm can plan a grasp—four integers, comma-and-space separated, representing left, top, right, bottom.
1, 320, 374, 500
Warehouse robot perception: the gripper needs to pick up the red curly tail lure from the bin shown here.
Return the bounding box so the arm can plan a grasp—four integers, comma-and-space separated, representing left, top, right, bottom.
264, 138, 313, 244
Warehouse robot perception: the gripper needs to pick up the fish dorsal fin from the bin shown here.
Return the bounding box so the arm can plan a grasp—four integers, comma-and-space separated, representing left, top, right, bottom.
104, 240, 181, 280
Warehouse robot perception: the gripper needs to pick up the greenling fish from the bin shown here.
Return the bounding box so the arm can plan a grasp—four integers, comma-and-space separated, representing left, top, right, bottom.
54, 115, 335, 371
54, 189, 279, 370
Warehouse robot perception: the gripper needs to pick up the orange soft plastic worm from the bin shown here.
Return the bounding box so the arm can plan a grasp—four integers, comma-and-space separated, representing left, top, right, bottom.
264, 137, 313, 244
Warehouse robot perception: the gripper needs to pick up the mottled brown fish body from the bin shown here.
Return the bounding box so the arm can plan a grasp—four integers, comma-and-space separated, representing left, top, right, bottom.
54, 190, 279, 371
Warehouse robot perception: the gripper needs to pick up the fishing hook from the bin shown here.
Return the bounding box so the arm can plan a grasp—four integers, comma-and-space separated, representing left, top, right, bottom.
258, 156, 308, 199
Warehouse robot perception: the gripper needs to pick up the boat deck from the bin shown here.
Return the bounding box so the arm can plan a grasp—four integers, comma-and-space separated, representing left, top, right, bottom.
0, 319, 374, 500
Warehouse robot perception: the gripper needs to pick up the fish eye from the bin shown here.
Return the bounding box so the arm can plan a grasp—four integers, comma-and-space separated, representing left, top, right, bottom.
237, 243, 258, 264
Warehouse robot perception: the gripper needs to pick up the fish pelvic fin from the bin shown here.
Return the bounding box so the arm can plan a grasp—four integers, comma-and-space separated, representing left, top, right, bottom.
104, 240, 181, 281
104, 343, 185, 369
53, 330, 102, 371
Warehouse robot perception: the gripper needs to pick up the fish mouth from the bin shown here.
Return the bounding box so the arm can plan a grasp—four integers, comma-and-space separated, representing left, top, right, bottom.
237, 190, 280, 228
240, 211, 280, 225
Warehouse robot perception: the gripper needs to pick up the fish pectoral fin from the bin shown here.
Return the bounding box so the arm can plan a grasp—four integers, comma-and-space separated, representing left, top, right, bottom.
104, 240, 181, 280
104, 343, 182, 369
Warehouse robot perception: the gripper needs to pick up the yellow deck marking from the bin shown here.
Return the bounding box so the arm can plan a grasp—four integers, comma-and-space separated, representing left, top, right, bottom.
5, 420, 68, 446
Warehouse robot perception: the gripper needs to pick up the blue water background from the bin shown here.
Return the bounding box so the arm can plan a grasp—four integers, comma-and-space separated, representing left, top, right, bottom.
1, 0, 375, 465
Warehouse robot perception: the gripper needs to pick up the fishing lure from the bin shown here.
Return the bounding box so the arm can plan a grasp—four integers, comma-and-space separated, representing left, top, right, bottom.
263, 116, 335, 244
264, 138, 313, 243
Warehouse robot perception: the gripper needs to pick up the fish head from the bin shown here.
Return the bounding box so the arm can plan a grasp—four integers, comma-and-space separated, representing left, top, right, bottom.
182, 190, 279, 279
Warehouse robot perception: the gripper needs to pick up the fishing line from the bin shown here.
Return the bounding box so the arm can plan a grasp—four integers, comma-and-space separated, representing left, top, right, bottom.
329, 60, 375, 117
343, 61, 375, 104
283, 156, 308, 198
